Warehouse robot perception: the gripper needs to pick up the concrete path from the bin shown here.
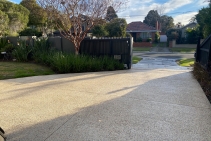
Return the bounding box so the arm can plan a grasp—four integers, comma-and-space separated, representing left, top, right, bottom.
133, 57, 191, 70
150, 47, 170, 52
1, 63, 211, 140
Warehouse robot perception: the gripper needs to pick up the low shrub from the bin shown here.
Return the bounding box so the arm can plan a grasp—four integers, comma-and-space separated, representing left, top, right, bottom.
136, 37, 142, 42
0, 38, 8, 51
12, 41, 32, 62
19, 28, 42, 37
192, 62, 211, 102
32, 38, 52, 65
50, 53, 124, 73
146, 38, 152, 42
7, 38, 125, 73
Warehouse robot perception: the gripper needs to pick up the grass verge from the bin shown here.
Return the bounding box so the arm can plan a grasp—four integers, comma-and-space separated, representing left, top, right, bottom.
170, 47, 196, 53
133, 47, 151, 52
177, 58, 195, 67
0, 61, 55, 80
132, 56, 142, 64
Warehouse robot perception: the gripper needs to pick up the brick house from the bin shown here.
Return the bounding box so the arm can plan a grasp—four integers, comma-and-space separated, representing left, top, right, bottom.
126, 21, 160, 42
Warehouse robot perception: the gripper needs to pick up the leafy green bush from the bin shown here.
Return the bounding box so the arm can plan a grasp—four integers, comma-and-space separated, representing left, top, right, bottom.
0, 38, 8, 51
50, 53, 124, 73
136, 37, 142, 42
92, 25, 108, 37
32, 38, 52, 64
146, 38, 152, 42
8, 38, 125, 73
1, 43, 15, 53
12, 41, 32, 62
154, 32, 160, 43
126, 33, 132, 37
19, 28, 42, 37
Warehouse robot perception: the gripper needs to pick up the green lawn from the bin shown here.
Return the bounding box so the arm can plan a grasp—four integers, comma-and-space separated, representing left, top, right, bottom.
133, 47, 151, 52
177, 58, 195, 67
170, 47, 196, 53
132, 56, 142, 64
0, 61, 55, 80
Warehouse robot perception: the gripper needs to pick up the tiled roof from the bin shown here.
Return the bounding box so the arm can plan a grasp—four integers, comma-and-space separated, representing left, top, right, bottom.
126, 21, 157, 32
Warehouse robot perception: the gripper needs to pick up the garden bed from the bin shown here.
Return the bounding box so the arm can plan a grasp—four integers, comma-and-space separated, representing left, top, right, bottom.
192, 62, 211, 103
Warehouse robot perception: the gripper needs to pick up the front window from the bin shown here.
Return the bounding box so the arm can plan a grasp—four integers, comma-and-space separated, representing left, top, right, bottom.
140, 32, 151, 39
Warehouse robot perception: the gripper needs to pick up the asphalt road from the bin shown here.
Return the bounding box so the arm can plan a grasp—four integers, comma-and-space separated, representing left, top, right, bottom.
133, 52, 195, 59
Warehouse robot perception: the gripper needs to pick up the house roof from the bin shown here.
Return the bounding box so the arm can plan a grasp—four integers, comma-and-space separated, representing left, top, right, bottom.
126, 21, 158, 32
180, 22, 197, 29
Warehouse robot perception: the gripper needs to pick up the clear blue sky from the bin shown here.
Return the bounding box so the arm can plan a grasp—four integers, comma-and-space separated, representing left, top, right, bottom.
10, 0, 210, 25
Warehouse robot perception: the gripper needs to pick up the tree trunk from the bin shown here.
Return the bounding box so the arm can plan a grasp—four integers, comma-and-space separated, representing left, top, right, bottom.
74, 41, 80, 55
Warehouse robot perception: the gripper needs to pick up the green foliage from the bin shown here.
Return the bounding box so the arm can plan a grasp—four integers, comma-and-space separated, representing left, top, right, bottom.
37, 52, 124, 73
20, 0, 47, 27
32, 38, 52, 64
136, 37, 142, 42
105, 6, 118, 22
105, 18, 127, 37
195, 5, 211, 38
0, 10, 9, 36
0, 38, 8, 51
19, 28, 42, 36
1, 43, 15, 53
185, 27, 198, 44
166, 29, 181, 41
146, 38, 152, 42
126, 33, 132, 37
0, 0, 29, 35
143, 10, 174, 33
143, 10, 160, 27
4, 37, 124, 73
154, 32, 160, 43
92, 25, 108, 37
12, 40, 32, 62
160, 15, 174, 33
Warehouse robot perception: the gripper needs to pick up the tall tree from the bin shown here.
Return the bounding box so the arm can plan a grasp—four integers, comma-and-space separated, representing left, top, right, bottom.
143, 10, 160, 27
160, 15, 174, 33
105, 18, 127, 37
20, 0, 47, 27
92, 25, 108, 37
105, 6, 118, 22
38, 0, 127, 54
195, 3, 211, 38
0, 10, 9, 36
0, 0, 29, 35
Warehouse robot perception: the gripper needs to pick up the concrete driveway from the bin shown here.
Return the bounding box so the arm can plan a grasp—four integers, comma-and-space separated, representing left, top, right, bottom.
1, 63, 211, 140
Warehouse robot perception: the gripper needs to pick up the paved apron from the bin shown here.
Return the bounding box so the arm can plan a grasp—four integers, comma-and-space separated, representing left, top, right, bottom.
0, 57, 210, 141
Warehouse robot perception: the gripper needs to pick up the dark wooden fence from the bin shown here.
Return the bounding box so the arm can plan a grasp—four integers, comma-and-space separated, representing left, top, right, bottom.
3, 36, 133, 69
195, 34, 211, 69
79, 37, 133, 69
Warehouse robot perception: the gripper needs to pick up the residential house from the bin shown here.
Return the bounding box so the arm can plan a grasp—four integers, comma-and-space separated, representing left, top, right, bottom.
179, 22, 197, 38
126, 21, 160, 42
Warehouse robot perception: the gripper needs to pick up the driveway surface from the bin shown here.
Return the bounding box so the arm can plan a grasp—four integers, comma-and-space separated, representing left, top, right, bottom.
133, 52, 194, 60
1, 55, 211, 140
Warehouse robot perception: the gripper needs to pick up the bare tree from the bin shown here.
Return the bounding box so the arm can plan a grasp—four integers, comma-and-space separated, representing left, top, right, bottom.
154, 5, 166, 16
37, 0, 127, 54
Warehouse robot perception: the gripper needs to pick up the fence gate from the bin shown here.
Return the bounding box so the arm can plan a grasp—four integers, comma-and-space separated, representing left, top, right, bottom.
79, 37, 133, 69
195, 35, 211, 69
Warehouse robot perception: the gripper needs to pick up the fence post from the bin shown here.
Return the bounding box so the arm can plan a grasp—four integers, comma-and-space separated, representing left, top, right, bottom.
195, 37, 201, 62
